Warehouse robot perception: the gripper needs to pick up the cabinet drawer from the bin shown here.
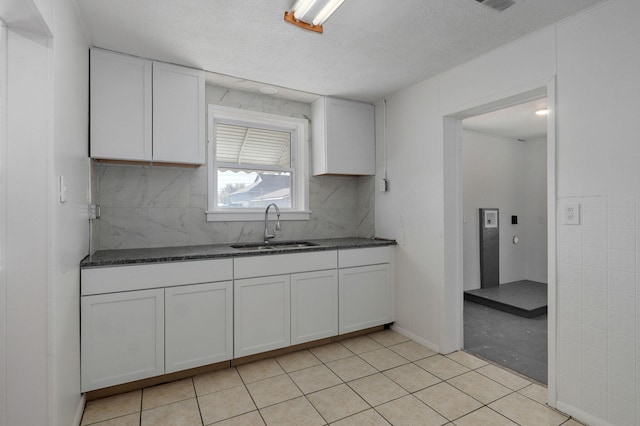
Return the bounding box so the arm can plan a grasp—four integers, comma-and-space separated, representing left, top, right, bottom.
338, 246, 391, 268
234, 250, 337, 279
82, 258, 233, 295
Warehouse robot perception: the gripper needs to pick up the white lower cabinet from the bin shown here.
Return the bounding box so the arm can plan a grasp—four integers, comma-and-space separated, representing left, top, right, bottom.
234, 275, 291, 357
338, 263, 392, 334
291, 270, 338, 345
165, 281, 233, 373
81, 289, 164, 392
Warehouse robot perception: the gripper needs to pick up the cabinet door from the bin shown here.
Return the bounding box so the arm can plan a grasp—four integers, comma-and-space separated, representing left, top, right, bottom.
81, 289, 164, 392
90, 49, 152, 161
291, 270, 338, 345
234, 275, 290, 357
165, 281, 232, 373
339, 264, 391, 334
312, 97, 375, 175
152, 62, 205, 164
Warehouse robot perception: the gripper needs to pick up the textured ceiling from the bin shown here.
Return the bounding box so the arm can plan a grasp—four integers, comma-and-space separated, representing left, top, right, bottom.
463, 98, 548, 141
74, 0, 605, 103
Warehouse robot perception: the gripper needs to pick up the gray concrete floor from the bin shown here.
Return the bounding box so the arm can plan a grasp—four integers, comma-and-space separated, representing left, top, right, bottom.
463, 300, 548, 384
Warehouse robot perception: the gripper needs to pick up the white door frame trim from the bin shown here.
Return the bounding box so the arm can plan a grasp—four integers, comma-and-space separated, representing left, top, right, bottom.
442, 77, 557, 406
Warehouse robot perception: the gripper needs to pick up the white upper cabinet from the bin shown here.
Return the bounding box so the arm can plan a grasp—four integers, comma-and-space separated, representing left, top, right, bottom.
90, 49, 152, 161
311, 97, 375, 176
152, 62, 205, 164
90, 49, 205, 165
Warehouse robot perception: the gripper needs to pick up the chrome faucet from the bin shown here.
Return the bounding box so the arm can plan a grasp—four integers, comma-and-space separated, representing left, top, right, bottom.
264, 203, 282, 243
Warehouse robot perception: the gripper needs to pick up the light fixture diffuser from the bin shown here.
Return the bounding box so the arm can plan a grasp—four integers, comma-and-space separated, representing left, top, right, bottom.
284, 0, 346, 33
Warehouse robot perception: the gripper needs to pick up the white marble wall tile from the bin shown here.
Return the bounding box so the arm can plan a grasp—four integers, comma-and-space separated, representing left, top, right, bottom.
144, 167, 191, 208
98, 165, 148, 207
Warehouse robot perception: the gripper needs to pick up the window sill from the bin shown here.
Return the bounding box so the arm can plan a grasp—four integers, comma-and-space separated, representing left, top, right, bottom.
206, 210, 311, 222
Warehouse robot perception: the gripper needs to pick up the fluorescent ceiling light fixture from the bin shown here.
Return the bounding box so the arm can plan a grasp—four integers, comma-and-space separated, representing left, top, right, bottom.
535, 109, 549, 116
284, 0, 346, 33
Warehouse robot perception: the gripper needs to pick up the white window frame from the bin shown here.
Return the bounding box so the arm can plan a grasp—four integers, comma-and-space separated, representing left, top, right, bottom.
206, 105, 310, 222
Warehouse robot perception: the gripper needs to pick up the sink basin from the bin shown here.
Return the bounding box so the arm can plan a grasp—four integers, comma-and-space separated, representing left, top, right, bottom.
231, 241, 319, 251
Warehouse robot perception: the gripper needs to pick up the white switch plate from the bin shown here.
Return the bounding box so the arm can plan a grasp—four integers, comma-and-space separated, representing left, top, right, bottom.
59, 175, 68, 203
564, 203, 580, 225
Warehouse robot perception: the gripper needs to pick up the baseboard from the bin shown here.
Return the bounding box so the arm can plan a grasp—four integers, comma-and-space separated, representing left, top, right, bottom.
555, 401, 610, 426
390, 324, 440, 353
73, 394, 86, 426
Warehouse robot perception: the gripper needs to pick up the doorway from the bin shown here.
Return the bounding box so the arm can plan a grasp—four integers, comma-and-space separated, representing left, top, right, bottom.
442, 80, 557, 400
460, 98, 548, 383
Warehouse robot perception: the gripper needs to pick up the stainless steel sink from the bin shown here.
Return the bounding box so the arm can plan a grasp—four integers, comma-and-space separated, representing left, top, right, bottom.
231, 241, 319, 251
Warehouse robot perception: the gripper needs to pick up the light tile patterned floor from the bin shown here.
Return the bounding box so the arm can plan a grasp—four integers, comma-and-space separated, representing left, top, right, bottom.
80, 330, 585, 426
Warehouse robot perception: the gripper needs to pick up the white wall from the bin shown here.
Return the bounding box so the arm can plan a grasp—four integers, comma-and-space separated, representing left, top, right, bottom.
1, 0, 89, 424
462, 131, 547, 290
377, 1, 639, 424
462, 131, 526, 290
50, 0, 90, 424
523, 136, 548, 283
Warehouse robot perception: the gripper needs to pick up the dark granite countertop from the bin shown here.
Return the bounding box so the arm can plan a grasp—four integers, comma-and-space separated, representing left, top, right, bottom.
80, 237, 397, 268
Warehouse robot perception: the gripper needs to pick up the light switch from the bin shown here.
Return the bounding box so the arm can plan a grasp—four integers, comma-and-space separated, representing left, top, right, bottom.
564, 203, 580, 225
59, 176, 68, 203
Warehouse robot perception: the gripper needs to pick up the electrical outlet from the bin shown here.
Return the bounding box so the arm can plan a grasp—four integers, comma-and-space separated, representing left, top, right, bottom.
564, 203, 580, 225
379, 178, 388, 192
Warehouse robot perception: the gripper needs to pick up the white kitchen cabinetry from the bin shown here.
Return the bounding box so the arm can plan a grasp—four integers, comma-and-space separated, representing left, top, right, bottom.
90, 49, 152, 161
338, 247, 393, 334
152, 62, 205, 164
81, 289, 164, 392
291, 270, 338, 345
311, 96, 375, 176
90, 49, 205, 165
80, 258, 232, 392
165, 281, 233, 373
234, 275, 291, 357
233, 251, 337, 357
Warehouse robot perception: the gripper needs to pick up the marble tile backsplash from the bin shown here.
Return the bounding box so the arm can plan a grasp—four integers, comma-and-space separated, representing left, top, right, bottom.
95, 164, 374, 249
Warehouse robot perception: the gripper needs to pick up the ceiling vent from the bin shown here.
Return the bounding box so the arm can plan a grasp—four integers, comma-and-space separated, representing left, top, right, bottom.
475, 0, 517, 12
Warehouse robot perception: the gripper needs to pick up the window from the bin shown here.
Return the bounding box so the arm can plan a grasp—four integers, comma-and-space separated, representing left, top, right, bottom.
207, 105, 310, 221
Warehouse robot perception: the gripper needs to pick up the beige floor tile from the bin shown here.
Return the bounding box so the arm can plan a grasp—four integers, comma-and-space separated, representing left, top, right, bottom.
348, 373, 408, 406
339, 336, 384, 354
561, 419, 587, 426
88, 413, 140, 426
194, 367, 244, 396
383, 363, 441, 393
81, 391, 142, 425
447, 371, 512, 404
326, 356, 377, 382
415, 355, 470, 380
388, 340, 437, 361
141, 398, 202, 426
289, 364, 342, 394
489, 393, 569, 426
414, 382, 482, 421
358, 348, 409, 371
275, 349, 321, 372
236, 358, 284, 384
453, 407, 516, 426
246, 374, 302, 408
376, 395, 448, 426
142, 377, 195, 410
198, 385, 256, 424
212, 411, 265, 426
445, 351, 488, 370
477, 364, 531, 391
259, 396, 325, 426
307, 384, 369, 423
518, 383, 548, 404
330, 409, 391, 425
367, 330, 410, 347
310, 343, 354, 363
